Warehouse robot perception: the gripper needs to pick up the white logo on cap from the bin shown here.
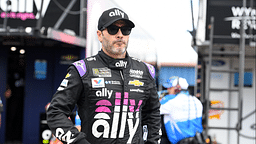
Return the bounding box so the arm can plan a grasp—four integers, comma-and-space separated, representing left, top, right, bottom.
109, 9, 124, 18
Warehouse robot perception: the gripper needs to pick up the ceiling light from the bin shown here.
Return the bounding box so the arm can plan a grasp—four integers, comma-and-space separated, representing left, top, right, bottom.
11, 47, 16, 51
20, 49, 25, 54
25, 27, 32, 33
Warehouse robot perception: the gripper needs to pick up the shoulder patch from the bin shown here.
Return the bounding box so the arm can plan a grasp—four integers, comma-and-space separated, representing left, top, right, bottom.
86, 56, 96, 61
144, 62, 155, 79
131, 57, 142, 62
72, 60, 86, 77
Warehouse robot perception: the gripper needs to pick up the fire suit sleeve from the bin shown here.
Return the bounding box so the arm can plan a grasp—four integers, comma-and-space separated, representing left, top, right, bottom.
47, 65, 90, 144
142, 79, 161, 144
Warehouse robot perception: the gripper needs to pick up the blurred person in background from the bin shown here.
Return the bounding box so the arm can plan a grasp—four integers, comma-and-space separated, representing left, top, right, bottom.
45, 103, 63, 144
4, 71, 25, 144
4, 49, 26, 144
75, 111, 81, 132
47, 7, 160, 144
159, 76, 203, 144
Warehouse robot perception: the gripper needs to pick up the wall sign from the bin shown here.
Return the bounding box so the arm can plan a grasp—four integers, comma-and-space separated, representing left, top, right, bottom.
0, 0, 80, 35
59, 54, 78, 65
209, 100, 224, 119
234, 71, 253, 87
206, 0, 256, 45
34, 59, 47, 80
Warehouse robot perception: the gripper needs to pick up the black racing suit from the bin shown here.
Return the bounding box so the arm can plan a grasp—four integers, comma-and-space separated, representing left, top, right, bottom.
47, 50, 161, 144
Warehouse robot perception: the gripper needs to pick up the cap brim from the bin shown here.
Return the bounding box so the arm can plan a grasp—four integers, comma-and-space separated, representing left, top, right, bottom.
163, 83, 172, 88
99, 18, 135, 30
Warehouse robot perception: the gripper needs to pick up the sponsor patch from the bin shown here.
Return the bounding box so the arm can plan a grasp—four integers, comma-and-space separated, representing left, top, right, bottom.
144, 63, 155, 78
73, 60, 86, 77
130, 89, 144, 93
57, 87, 64, 91
129, 69, 143, 78
57, 79, 68, 91
93, 68, 111, 77
95, 88, 113, 99
105, 81, 121, 85
128, 80, 144, 86
60, 79, 69, 87
92, 78, 105, 88
65, 73, 71, 78
131, 57, 142, 62
87, 57, 96, 61
115, 60, 127, 68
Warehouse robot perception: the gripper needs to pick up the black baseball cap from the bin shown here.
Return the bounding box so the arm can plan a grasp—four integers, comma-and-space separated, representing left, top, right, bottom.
98, 8, 135, 30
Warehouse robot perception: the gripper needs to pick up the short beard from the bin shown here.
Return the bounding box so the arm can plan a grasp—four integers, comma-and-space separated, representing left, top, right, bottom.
102, 36, 128, 57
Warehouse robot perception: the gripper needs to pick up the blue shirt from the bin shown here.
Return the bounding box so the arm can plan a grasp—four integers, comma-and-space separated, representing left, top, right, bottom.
75, 111, 81, 126
160, 91, 203, 144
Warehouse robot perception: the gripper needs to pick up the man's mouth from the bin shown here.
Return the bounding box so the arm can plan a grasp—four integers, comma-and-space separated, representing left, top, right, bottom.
114, 41, 125, 46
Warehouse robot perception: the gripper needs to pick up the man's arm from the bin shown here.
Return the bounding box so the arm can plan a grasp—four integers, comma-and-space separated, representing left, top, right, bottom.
142, 79, 161, 144
47, 66, 89, 144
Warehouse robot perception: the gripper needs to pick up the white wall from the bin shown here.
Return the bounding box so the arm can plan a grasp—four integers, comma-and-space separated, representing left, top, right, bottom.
230, 58, 255, 144
204, 57, 255, 144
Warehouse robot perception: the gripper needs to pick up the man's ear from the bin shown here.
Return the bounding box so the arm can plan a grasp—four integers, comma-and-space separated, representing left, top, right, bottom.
97, 30, 103, 43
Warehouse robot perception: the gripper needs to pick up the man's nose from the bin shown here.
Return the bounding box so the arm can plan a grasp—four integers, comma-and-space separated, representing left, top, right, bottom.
116, 29, 123, 38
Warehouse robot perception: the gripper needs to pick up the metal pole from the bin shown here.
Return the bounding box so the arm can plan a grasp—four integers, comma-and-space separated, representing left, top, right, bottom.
79, 0, 86, 37
194, 51, 198, 97
190, 0, 197, 47
36, 0, 44, 36
3, 0, 11, 30
205, 16, 214, 137
248, 0, 253, 44
237, 0, 246, 143
227, 57, 233, 144
189, 0, 198, 97
54, 0, 77, 30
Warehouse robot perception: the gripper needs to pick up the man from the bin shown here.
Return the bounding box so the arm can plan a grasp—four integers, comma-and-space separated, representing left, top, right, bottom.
47, 8, 161, 144
160, 76, 203, 144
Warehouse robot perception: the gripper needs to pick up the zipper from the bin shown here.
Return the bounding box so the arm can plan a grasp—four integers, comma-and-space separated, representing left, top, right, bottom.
120, 70, 124, 80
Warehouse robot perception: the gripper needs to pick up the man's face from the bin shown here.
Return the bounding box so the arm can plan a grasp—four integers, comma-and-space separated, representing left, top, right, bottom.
97, 20, 130, 59
167, 87, 175, 95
